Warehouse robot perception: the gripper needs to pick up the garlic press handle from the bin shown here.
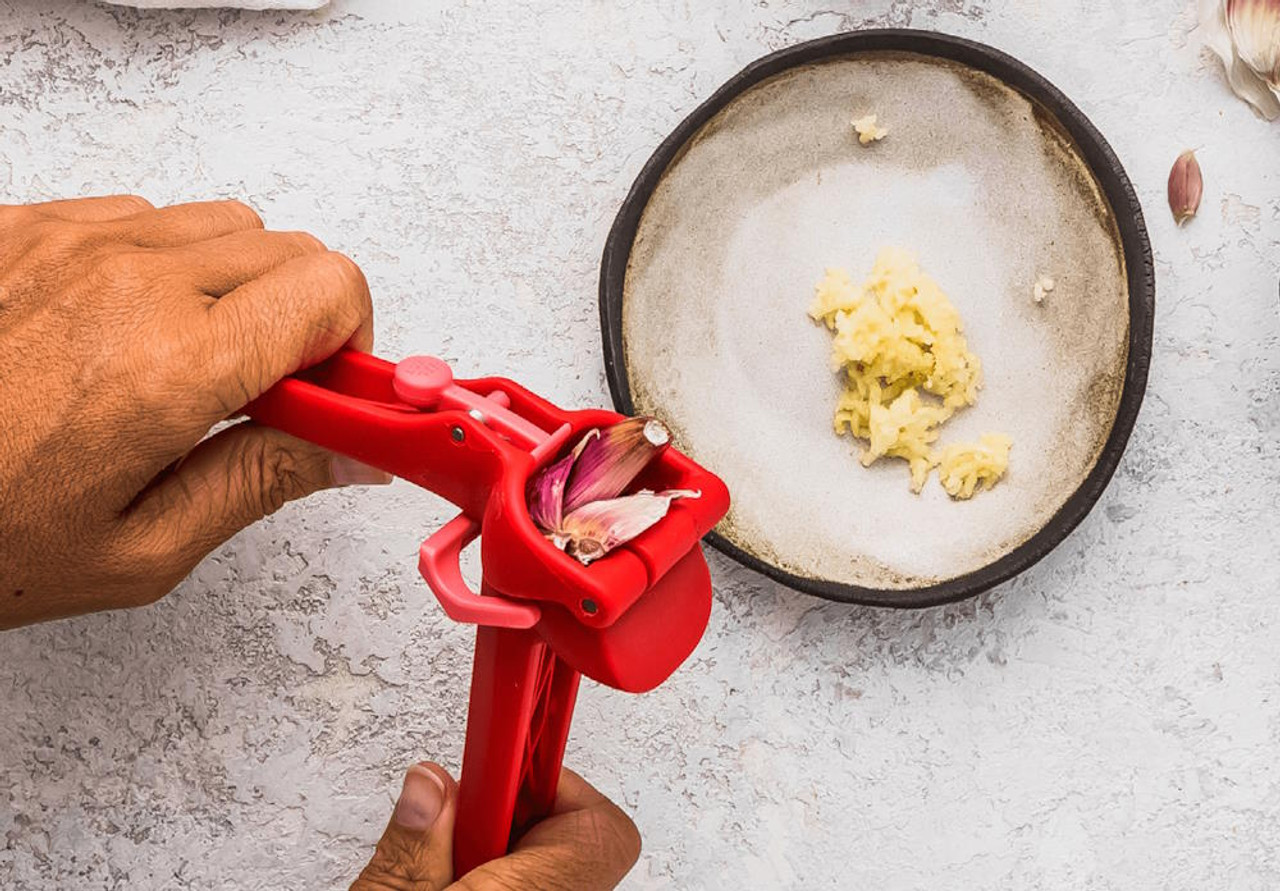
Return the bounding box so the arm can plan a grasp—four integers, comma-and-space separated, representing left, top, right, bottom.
452, 626, 580, 878
418, 515, 540, 629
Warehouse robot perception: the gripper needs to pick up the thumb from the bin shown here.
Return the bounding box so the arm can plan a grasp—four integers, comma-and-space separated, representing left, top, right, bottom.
116, 422, 391, 599
352, 762, 457, 891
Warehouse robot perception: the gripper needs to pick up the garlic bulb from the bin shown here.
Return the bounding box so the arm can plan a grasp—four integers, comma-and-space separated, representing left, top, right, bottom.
1200, 0, 1280, 119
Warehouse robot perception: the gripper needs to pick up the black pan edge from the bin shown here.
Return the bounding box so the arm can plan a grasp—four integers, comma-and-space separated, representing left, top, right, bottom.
599, 29, 1155, 609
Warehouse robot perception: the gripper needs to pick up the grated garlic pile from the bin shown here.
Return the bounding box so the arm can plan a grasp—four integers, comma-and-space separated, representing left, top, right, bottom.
808, 248, 1011, 498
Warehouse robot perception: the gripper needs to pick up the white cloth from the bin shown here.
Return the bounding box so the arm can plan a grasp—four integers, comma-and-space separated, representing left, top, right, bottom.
99, 0, 327, 8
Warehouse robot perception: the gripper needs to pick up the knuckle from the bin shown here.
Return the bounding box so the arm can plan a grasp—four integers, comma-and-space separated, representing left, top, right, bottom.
221, 199, 264, 230
115, 194, 154, 215
34, 219, 93, 256
0, 203, 37, 230
310, 251, 372, 338
584, 807, 642, 872
92, 248, 151, 290
317, 250, 367, 291
517, 851, 577, 891
240, 435, 314, 518
103, 530, 180, 607
280, 230, 326, 254
606, 808, 642, 867
353, 835, 425, 891
145, 320, 216, 405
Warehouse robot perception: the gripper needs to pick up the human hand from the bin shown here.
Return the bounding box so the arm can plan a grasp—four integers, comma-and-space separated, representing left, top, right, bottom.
352, 762, 641, 891
0, 196, 388, 629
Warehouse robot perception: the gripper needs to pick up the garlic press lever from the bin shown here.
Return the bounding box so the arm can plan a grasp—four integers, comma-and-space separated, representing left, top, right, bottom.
245, 349, 729, 877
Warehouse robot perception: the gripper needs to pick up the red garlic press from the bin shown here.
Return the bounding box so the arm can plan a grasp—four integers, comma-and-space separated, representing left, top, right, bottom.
246, 349, 729, 877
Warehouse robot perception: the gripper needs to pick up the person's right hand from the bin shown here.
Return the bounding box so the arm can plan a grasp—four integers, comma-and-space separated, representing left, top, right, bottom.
0, 195, 385, 630
352, 761, 641, 891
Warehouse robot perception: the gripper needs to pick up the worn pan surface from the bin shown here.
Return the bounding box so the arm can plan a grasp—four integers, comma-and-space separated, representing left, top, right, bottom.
600, 30, 1154, 607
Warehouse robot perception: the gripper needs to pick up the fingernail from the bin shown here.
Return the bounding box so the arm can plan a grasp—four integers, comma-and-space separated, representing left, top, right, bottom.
394, 765, 446, 831
331, 454, 393, 487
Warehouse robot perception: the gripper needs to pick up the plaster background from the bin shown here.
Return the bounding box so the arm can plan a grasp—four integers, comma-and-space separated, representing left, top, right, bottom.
1, 1, 1278, 888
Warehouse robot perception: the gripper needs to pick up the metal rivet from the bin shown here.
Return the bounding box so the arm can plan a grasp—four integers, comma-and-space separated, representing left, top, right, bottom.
468, 408, 485, 423
580, 599, 598, 615
450, 426, 465, 443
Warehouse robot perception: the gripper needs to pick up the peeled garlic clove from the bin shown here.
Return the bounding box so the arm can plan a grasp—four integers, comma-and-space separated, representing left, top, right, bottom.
1200, 0, 1280, 119
1168, 150, 1204, 226
561, 417, 670, 515
560, 489, 700, 565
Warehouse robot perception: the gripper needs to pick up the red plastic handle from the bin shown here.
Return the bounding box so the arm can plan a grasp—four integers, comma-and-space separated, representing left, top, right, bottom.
453, 626, 580, 877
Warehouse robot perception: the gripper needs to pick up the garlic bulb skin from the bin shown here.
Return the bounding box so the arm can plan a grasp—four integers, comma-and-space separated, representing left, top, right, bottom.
1200, 0, 1280, 119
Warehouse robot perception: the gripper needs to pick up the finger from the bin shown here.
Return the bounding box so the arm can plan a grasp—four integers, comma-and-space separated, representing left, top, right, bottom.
150, 228, 327, 297
102, 199, 263, 248
543, 767, 626, 817
454, 769, 641, 891
114, 423, 391, 599
351, 763, 457, 891
195, 250, 373, 423
37, 194, 155, 222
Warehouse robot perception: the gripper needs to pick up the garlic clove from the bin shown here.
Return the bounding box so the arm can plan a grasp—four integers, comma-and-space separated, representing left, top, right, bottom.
526, 432, 593, 532
1168, 150, 1204, 226
560, 489, 701, 565
561, 417, 671, 516
1200, 0, 1280, 119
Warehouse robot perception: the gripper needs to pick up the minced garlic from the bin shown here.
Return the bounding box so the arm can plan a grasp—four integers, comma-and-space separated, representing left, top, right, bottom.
851, 114, 888, 144
808, 248, 1011, 498
937, 434, 1013, 499
1033, 274, 1055, 304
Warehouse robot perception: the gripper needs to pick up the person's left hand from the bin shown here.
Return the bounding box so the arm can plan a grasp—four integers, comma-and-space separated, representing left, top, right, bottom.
353, 761, 641, 890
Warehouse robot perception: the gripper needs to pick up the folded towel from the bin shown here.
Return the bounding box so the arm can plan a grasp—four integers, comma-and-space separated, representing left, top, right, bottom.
99, 0, 328, 8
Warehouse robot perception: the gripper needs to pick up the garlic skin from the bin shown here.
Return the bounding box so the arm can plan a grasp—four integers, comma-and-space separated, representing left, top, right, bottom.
1168, 150, 1204, 225
561, 490, 701, 565
1200, 0, 1280, 119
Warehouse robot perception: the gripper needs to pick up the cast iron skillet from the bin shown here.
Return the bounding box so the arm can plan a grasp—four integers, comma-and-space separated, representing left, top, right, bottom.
598, 30, 1154, 608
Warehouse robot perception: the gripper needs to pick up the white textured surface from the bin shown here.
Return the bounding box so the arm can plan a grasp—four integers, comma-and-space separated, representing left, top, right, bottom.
100, 2, 327, 10
1, 1, 1278, 889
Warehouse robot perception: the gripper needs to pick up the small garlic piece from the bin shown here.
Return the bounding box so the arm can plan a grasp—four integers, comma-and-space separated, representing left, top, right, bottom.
1199, 0, 1280, 119
1033, 275, 1056, 305
1168, 150, 1204, 226
851, 114, 889, 145
937, 435, 1012, 500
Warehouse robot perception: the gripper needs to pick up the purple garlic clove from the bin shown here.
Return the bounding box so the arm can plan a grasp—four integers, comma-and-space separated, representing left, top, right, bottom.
526, 429, 596, 533
562, 417, 671, 516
